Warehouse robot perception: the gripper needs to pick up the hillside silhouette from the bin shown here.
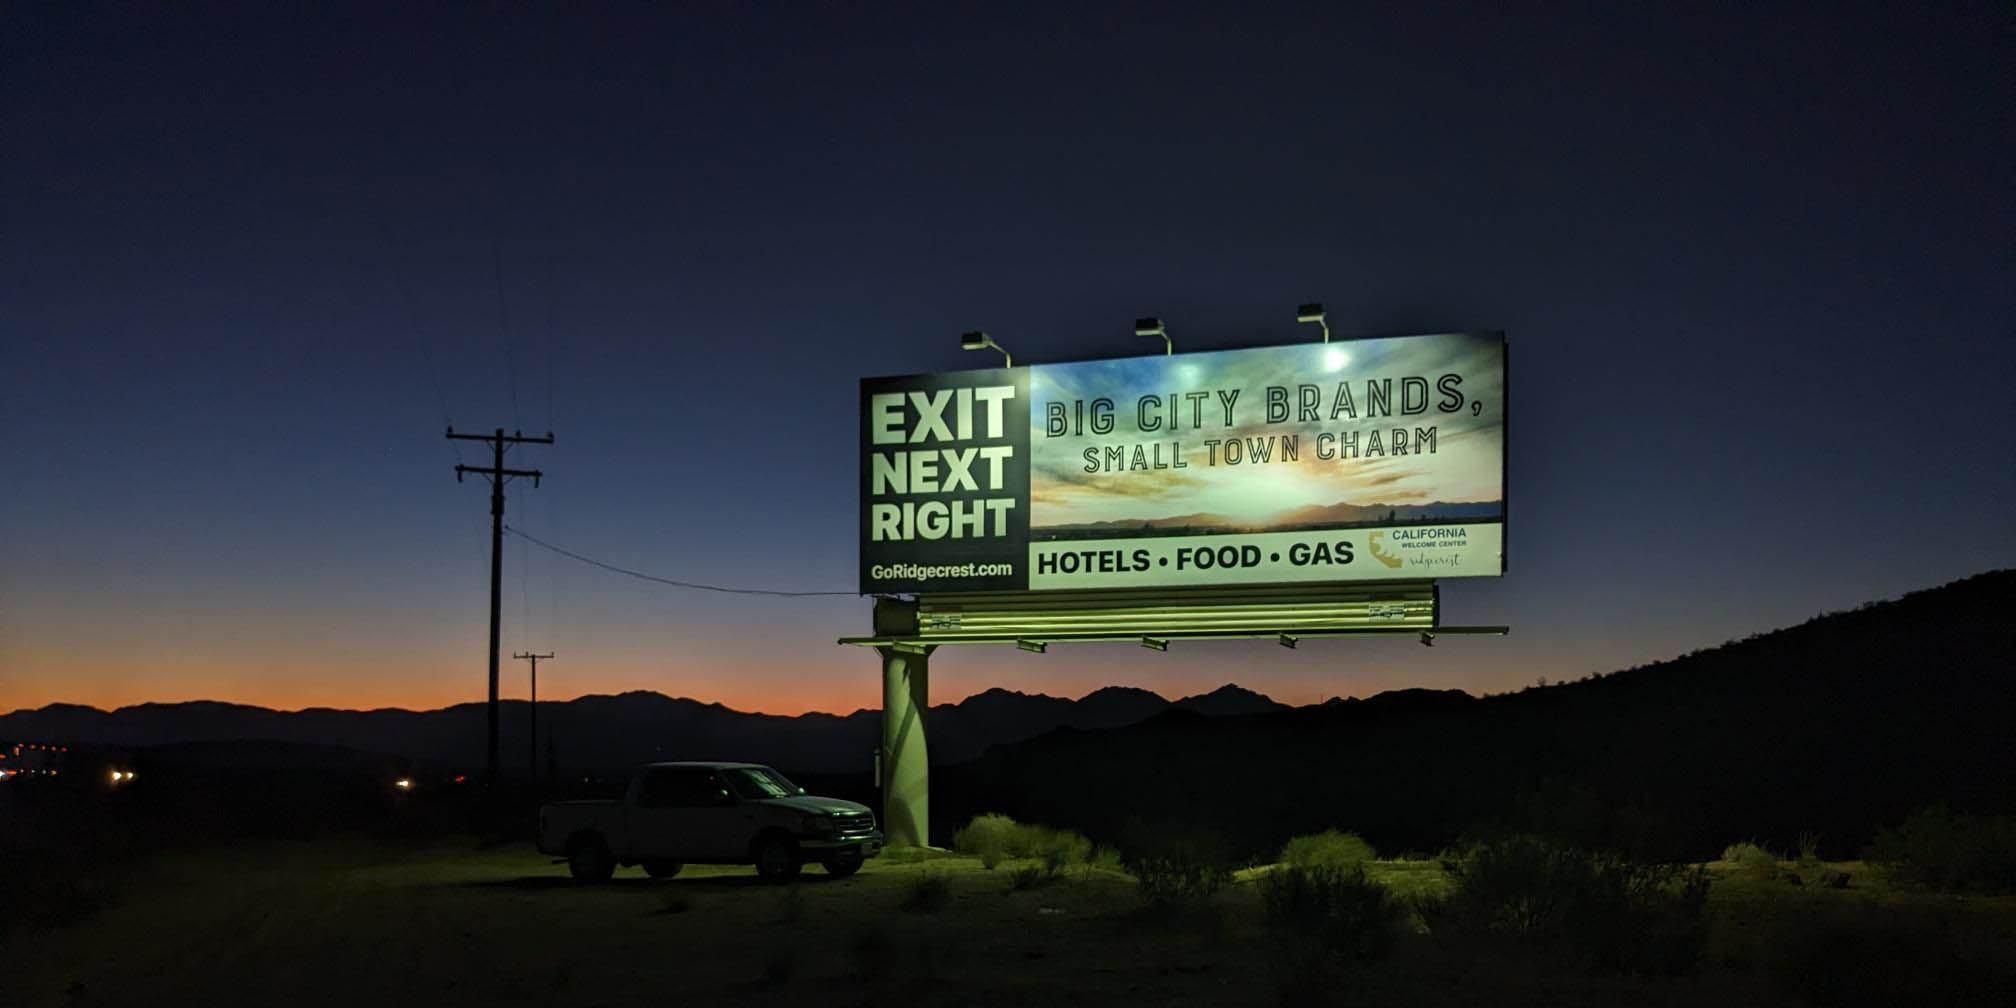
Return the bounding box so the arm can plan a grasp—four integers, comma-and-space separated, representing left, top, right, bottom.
1, 682, 1274, 775
951, 570, 2016, 861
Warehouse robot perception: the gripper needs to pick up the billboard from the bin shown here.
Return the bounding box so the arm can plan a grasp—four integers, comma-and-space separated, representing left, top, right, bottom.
860, 332, 1504, 595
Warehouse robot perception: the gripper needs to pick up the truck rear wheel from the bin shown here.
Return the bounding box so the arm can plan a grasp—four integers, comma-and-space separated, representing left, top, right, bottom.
567, 835, 615, 883
754, 836, 802, 882
643, 860, 683, 879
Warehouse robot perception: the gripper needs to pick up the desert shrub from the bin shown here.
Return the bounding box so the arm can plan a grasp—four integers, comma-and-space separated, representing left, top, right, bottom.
1868, 805, 2016, 894
1079, 844, 1125, 881
1261, 864, 1402, 963
1029, 825, 1092, 871
1122, 832, 1234, 910
1795, 830, 1822, 871
900, 869, 951, 912
951, 814, 1093, 874
1420, 834, 1708, 975
1279, 830, 1377, 871
1722, 841, 1781, 881
952, 813, 1018, 869
1007, 861, 1063, 891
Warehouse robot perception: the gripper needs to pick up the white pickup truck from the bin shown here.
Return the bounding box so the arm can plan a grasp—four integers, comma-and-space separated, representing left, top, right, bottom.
536, 761, 883, 882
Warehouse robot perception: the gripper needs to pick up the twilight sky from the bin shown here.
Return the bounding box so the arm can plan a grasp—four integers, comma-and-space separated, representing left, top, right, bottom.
4, 3, 2011, 716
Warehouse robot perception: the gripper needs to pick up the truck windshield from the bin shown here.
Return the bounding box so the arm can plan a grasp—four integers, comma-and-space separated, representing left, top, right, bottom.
722, 766, 802, 799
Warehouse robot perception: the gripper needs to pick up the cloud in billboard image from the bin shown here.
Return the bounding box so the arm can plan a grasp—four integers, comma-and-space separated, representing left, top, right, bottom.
1025, 334, 1504, 540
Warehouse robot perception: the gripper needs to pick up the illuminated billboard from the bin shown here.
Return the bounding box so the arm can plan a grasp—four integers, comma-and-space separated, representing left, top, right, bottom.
860, 332, 1505, 595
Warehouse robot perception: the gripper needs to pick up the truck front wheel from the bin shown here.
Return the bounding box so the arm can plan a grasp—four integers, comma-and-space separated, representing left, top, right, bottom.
754, 836, 802, 882
567, 835, 615, 883
643, 860, 683, 879
821, 851, 863, 878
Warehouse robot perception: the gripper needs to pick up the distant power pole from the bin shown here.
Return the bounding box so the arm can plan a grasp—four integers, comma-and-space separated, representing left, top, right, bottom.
448, 426, 553, 786
514, 651, 553, 783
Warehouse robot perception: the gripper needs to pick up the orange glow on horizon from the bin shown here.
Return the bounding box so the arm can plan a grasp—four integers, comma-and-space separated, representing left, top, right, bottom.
5, 643, 1564, 717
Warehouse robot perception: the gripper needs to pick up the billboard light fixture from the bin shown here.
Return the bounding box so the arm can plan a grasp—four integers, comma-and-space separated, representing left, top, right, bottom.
1296, 302, 1331, 343
1134, 317, 1171, 355
1420, 632, 1435, 647
1015, 639, 1047, 654
1141, 637, 1168, 651
1278, 634, 1298, 649
960, 331, 1011, 368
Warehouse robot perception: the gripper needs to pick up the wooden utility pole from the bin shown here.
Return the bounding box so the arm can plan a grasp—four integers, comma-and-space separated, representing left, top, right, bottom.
448, 426, 552, 786
514, 651, 552, 782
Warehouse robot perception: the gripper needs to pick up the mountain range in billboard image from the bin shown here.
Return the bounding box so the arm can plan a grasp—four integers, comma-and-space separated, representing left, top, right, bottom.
1029, 499, 1504, 540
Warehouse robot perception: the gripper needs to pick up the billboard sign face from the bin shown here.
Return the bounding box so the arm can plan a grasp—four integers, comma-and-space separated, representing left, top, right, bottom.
861, 332, 1504, 595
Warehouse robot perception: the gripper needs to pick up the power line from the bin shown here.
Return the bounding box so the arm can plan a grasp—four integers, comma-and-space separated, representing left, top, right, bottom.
504, 524, 855, 598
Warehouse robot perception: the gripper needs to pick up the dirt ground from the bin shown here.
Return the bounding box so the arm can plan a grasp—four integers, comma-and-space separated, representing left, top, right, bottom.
4, 839, 2012, 1007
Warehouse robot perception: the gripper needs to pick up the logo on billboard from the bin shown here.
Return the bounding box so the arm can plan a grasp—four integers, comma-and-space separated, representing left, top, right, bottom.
1367, 532, 1406, 569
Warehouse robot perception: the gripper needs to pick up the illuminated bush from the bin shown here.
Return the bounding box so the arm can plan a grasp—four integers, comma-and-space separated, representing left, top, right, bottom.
1869, 805, 2016, 894
1279, 829, 1377, 871
1419, 834, 1709, 975
951, 813, 1017, 869
1260, 864, 1401, 963
1721, 841, 1782, 881
1030, 825, 1092, 871
950, 814, 1092, 873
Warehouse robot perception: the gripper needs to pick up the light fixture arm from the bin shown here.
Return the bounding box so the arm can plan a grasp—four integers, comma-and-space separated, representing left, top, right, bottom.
960, 331, 1011, 368
1296, 302, 1331, 343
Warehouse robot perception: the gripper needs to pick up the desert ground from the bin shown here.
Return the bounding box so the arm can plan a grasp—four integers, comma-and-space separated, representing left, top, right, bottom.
7, 834, 2014, 1008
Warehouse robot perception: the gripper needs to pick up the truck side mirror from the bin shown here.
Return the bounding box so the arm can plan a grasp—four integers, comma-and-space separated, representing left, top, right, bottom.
713, 788, 735, 806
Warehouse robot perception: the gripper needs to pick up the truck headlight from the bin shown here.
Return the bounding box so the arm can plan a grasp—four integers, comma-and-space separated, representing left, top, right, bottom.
802, 813, 834, 836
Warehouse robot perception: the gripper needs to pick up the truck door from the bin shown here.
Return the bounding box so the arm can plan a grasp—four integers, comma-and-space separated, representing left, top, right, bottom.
631, 766, 723, 860
696, 768, 759, 860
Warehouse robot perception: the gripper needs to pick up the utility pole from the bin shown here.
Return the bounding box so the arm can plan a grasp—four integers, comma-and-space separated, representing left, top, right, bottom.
448, 426, 553, 786
514, 651, 552, 783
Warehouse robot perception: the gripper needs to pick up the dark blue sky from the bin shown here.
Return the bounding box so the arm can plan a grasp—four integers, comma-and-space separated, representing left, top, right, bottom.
4, 3, 2010, 713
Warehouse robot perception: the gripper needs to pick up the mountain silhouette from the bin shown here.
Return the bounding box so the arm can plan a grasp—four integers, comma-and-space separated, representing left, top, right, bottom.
1172, 684, 1290, 716
0, 682, 1286, 775
950, 570, 2016, 862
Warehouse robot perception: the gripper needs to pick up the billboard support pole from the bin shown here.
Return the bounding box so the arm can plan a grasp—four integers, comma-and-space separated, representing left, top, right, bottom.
874, 629, 934, 849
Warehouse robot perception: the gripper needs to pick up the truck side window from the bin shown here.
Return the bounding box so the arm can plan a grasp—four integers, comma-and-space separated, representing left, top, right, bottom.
637, 768, 683, 808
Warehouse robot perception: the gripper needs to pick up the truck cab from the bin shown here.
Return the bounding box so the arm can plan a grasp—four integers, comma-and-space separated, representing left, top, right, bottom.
537, 761, 882, 882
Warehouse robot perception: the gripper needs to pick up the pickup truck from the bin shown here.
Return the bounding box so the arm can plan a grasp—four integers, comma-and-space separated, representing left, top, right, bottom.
536, 761, 882, 882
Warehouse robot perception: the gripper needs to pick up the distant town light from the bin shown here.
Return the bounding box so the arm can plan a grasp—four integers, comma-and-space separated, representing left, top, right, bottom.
395, 778, 413, 791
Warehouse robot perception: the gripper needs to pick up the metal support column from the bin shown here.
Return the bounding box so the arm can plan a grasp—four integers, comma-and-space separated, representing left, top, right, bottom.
875, 643, 934, 849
